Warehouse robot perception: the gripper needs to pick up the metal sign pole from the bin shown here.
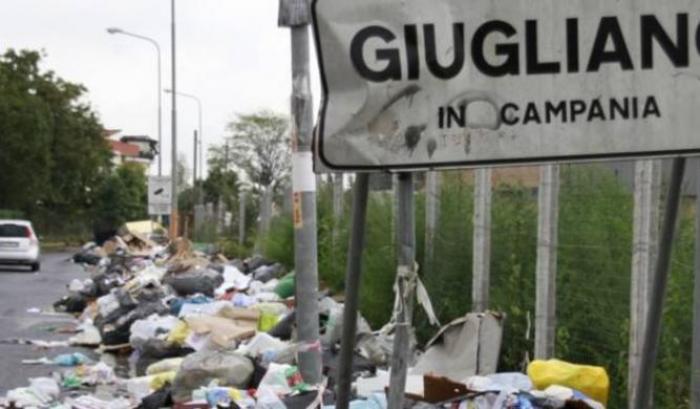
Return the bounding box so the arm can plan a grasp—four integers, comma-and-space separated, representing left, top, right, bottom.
335, 173, 371, 409
280, 0, 322, 384
388, 172, 416, 409
633, 157, 687, 409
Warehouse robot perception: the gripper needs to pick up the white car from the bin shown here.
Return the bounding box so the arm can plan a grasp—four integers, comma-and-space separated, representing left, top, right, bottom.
0, 220, 41, 271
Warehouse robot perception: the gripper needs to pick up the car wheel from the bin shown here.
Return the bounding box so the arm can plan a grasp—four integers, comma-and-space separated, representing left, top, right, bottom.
31, 262, 40, 272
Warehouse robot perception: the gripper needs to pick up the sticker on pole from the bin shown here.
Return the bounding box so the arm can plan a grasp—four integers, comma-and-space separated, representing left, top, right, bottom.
148, 176, 172, 216
312, 0, 700, 171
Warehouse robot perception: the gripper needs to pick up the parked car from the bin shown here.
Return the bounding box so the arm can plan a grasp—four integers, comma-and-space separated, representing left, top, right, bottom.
0, 220, 40, 271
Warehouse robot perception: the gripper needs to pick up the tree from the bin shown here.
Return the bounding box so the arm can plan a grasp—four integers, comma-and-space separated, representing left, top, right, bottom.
214, 111, 290, 240
93, 163, 148, 237
0, 49, 111, 233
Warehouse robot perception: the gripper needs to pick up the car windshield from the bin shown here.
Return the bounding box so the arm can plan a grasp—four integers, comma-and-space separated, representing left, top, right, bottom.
0, 224, 27, 238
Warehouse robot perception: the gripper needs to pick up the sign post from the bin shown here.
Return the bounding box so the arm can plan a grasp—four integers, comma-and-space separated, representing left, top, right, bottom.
148, 176, 173, 216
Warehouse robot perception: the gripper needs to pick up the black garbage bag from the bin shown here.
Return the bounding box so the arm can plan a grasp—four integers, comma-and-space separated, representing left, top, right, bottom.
243, 255, 271, 273
163, 269, 223, 297
100, 301, 169, 346
88, 273, 123, 298
72, 251, 103, 266
138, 386, 173, 409
135, 339, 195, 376
267, 311, 295, 341
53, 294, 87, 314
252, 263, 285, 283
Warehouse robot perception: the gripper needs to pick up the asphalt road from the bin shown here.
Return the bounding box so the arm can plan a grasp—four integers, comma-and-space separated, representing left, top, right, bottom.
0, 251, 91, 393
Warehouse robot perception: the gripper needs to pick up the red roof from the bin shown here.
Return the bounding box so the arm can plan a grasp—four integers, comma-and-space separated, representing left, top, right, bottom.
110, 140, 140, 157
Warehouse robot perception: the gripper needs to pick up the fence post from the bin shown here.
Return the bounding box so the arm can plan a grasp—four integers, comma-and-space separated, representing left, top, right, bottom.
387, 172, 416, 409
535, 164, 560, 359
425, 171, 441, 275
629, 159, 661, 408
473, 168, 492, 312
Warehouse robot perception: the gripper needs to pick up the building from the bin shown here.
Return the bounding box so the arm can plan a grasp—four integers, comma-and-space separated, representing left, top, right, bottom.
103, 129, 158, 168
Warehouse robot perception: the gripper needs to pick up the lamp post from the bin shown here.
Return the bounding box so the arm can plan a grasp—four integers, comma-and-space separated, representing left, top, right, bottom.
164, 88, 203, 199
106, 27, 163, 177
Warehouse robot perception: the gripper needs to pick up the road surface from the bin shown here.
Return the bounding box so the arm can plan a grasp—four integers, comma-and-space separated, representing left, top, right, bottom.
0, 251, 91, 393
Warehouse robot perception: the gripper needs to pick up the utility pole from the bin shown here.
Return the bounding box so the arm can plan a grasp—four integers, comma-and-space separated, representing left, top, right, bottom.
388, 173, 416, 409
169, 0, 178, 238
424, 171, 440, 276
535, 164, 559, 359
692, 159, 700, 409
629, 159, 661, 408
472, 168, 492, 312
279, 0, 322, 384
193, 130, 198, 190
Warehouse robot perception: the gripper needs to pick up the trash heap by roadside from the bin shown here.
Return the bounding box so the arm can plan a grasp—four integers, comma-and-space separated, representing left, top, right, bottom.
1, 222, 611, 409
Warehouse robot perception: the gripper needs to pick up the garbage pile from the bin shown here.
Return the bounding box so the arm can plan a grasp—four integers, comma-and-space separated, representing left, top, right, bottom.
0, 223, 611, 409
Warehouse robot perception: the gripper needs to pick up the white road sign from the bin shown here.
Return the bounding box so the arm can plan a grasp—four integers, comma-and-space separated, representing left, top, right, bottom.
148, 176, 172, 216
312, 0, 700, 171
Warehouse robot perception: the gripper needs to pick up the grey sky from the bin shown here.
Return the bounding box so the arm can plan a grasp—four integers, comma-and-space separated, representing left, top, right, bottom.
0, 0, 321, 177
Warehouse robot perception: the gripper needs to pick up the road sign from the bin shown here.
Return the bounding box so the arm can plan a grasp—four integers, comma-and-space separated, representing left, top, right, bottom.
312, 0, 700, 171
148, 176, 172, 216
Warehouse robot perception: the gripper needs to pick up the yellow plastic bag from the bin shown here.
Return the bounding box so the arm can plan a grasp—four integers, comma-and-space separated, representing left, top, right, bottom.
527, 359, 609, 405
149, 371, 177, 390
258, 311, 280, 332
146, 357, 184, 375
167, 320, 190, 345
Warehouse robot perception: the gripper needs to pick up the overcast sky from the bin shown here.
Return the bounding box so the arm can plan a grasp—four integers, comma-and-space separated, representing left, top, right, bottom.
0, 1, 321, 177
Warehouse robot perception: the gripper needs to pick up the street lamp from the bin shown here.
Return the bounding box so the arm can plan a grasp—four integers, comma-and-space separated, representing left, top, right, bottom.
164, 88, 203, 182
106, 27, 163, 177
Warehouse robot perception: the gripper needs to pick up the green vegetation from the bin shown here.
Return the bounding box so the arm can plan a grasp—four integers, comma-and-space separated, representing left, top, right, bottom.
0, 49, 149, 241
0, 49, 112, 238
261, 165, 697, 408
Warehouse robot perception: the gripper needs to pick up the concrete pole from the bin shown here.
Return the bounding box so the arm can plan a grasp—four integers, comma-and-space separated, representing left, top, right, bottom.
472, 168, 492, 312
633, 158, 686, 409
424, 171, 441, 276
279, 0, 322, 384
238, 190, 246, 246
535, 164, 560, 359
169, 0, 178, 238
691, 159, 700, 409
336, 173, 370, 409
388, 172, 416, 409
629, 159, 661, 408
